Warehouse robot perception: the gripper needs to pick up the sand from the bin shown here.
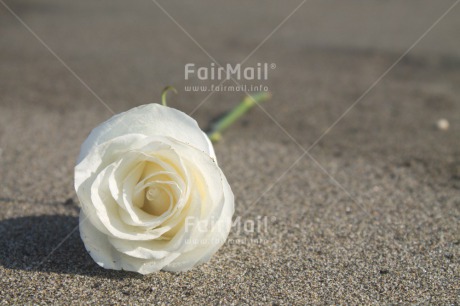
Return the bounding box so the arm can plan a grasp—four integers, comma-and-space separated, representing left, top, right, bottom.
0, 0, 459, 304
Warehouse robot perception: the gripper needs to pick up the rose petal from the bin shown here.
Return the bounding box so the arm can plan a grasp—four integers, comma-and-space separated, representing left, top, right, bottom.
80, 211, 180, 274
77, 104, 214, 163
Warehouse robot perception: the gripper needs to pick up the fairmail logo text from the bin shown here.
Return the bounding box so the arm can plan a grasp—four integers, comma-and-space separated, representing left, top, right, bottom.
185, 63, 275, 81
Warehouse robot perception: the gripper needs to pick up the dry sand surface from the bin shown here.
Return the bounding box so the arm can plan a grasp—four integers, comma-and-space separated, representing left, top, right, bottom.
0, 0, 459, 304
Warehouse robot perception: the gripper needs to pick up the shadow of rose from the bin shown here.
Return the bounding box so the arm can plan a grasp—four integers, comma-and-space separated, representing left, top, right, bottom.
0, 214, 140, 279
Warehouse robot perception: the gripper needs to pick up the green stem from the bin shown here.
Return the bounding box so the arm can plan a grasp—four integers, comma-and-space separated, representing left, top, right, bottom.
207, 92, 271, 143
161, 86, 177, 106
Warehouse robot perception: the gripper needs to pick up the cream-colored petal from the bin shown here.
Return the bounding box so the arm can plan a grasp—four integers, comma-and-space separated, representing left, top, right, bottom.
77, 104, 214, 163
87, 164, 170, 241
164, 166, 234, 271
80, 211, 180, 274
75, 134, 146, 192
79, 211, 123, 271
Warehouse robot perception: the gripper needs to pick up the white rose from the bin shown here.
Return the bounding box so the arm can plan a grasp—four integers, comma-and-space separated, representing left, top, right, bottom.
74, 104, 234, 274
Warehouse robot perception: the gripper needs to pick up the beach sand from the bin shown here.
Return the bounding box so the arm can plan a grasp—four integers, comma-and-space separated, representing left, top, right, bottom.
0, 0, 459, 303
